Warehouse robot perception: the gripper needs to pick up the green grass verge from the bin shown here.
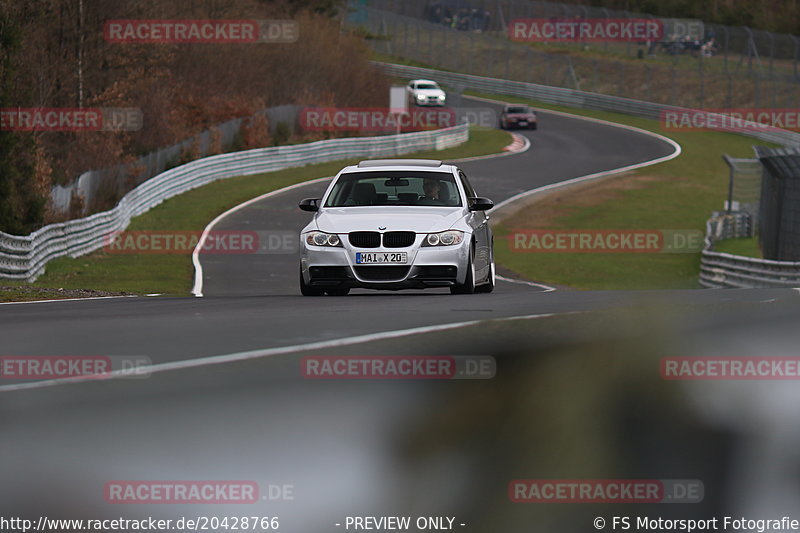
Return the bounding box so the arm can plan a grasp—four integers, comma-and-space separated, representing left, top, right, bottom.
0, 126, 510, 301
712, 237, 762, 258
463, 90, 778, 289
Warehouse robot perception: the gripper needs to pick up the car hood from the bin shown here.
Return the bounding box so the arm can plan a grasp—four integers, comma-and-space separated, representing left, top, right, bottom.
315, 206, 463, 233
413, 89, 445, 97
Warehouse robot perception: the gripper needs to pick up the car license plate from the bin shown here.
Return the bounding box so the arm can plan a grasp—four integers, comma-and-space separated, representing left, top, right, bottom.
519, 121, 528, 126
356, 252, 408, 264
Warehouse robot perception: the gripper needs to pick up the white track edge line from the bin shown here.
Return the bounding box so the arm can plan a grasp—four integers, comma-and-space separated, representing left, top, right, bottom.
0, 311, 565, 393
0, 295, 136, 306
496, 274, 556, 292
191, 176, 334, 297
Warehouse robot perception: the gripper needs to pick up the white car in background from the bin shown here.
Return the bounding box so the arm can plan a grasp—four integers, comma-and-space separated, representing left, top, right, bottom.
298, 159, 494, 296
406, 79, 447, 106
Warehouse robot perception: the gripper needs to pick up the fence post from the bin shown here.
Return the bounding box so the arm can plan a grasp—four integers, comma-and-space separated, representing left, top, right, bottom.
726, 74, 733, 108
546, 54, 552, 85
671, 66, 677, 106
468, 33, 474, 74
428, 24, 432, 60
403, 21, 408, 58
415, 23, 420, 60
699, 69, 705, 108
722, 26, 729, 74
527, 47, 533, 83
755, 73, 761, 108
767, 31, 774, 79
505, 37, 511, 79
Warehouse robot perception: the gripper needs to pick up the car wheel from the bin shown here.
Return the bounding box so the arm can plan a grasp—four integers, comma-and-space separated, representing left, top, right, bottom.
530, 123, 538, 130
300, 267, 324, 296
500, 119, 507, 130
450, 252, 476, 294
325, 287, 350, 296
475, 250, 495, 294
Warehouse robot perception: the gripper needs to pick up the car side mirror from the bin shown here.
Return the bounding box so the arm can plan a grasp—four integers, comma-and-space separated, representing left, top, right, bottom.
468, 197, 494, 211
299, 198, 320, 212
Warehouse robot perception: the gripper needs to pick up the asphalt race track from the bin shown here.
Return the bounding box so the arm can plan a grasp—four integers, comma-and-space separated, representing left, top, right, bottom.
3, 99, 800, 530
198, 97, 675, 297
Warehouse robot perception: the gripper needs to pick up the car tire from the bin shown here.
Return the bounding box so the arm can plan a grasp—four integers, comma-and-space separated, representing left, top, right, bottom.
325, 287, 350, 296
300, 267, 324, 296
475, 249, 495, 294
530, 123, 538, 130
450, 253, 476, 295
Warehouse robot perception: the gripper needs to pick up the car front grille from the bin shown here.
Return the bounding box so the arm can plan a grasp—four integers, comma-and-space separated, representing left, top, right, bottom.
349, 231, 415, 248
382, 231, 415, 248
354, 266, 410, 281
349, 231, 380, 248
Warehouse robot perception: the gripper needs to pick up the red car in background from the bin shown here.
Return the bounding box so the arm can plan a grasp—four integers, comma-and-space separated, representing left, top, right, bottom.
500, 104, 538, 130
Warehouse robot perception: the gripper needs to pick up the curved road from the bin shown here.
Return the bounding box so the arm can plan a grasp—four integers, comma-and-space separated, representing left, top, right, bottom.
198, 98, 675, 297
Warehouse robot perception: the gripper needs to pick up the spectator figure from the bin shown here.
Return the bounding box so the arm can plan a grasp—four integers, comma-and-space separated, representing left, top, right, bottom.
701, 37, 717, 57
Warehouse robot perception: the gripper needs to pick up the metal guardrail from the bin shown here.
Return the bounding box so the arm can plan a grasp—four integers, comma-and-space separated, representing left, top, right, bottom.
0, 123, 469, 281
373, 61, 800, 288
700, 216, 800, 287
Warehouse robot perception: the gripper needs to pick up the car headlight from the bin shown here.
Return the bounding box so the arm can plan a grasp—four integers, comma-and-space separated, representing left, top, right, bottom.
416, 94, 426, 100
437, 94, 445, 100
306, 231, 342, 247
423, 230, 464, 247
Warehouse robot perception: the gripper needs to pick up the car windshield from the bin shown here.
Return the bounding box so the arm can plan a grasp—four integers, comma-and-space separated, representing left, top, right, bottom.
324, 171, 461, 207
416, 83, 439, 90
506, 106, 530, 114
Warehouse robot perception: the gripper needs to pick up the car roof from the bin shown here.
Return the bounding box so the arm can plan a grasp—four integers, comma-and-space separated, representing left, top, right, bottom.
340, 159, 457, 174
410, 79, 439, 85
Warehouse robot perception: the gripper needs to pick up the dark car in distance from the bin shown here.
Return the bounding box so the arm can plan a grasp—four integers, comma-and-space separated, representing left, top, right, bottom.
500, 104, 537, 130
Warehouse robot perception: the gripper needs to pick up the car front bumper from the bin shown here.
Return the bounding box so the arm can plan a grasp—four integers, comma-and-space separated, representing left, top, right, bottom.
301, 235, 470, 290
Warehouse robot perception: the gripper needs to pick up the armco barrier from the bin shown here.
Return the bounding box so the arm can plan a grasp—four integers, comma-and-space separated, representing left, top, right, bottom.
700, 214, 800, 288
0, 123, 469, 281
